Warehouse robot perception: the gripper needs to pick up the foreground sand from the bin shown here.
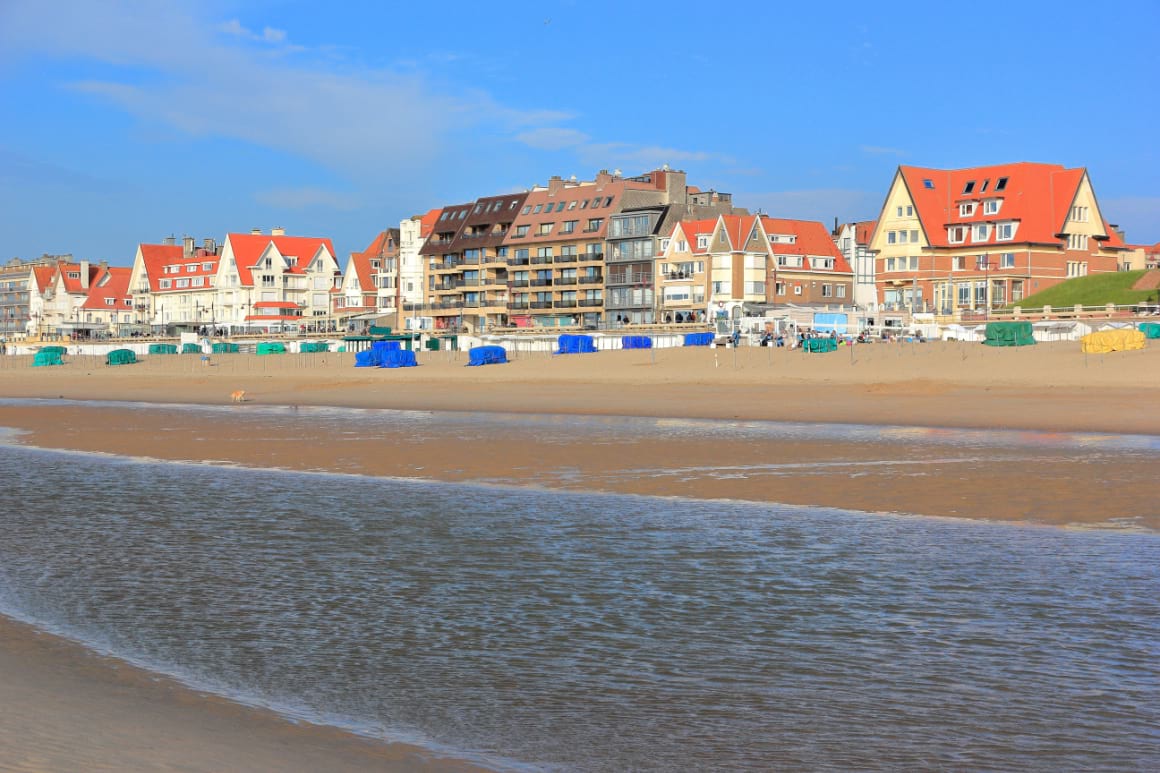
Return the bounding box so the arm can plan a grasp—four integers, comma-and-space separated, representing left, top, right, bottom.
0, 339, 1157, 771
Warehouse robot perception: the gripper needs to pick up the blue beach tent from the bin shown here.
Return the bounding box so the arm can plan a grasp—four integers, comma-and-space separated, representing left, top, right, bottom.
683, 332, 714, 347
556, 334, 597, 354
379, 349, 418, 368
621, 336, 652, 350
467, 345, 508, 366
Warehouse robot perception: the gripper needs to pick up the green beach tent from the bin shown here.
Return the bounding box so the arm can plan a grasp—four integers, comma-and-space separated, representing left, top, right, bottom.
982, 321, 1035, 347
32, 350, 64, 367
106, 348, 137, 366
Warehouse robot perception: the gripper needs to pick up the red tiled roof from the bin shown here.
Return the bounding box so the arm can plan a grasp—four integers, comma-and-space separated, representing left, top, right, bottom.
898, 162, 1111, 249
673, 219, 718, 255
81, 266, 132, 311
224, 233, 336, 286
717, 215, 760, 252
761, 217, 854, 273
136, 244, 214, 293
418, 208, 442, 239
855, 220, 876, 245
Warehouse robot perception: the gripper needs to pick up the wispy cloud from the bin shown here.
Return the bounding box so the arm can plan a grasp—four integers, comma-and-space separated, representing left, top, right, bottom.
254, 187, 359, 211
219, 18, 290, 45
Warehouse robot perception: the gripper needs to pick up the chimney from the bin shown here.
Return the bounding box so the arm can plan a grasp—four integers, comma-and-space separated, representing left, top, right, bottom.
251, 228, 262, 235
547, 176, 564, 196
595, 169, 612, 188
203, 238, 218, 254
271, 226, 285, 236
182, 235, 195, 257
80, 259, 90, 288
164, 235, 177, 246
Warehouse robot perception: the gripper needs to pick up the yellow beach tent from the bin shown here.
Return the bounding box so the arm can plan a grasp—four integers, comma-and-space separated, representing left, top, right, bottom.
1080, 329, 1146, 353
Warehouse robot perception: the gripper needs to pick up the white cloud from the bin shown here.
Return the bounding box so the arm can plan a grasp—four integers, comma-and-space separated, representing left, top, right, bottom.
254, 187, 359, 211
219, 18, 290, 45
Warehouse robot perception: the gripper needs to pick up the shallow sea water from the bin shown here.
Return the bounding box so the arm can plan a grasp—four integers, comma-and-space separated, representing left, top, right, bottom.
0, 406, 1157, 771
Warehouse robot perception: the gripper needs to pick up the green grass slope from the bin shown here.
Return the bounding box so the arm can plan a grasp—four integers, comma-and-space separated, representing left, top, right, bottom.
1010, 270, 1156, 308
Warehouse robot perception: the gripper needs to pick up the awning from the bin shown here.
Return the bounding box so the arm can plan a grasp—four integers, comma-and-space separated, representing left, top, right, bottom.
253, 301, 300, 309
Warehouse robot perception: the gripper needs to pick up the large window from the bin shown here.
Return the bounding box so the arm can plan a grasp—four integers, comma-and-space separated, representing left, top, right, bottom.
608, 214, 652, 239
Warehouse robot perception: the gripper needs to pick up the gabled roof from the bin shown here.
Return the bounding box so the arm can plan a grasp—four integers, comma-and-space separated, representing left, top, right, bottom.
224, 233, 336, 286
348, 229, 398, 294
672, 219, 719, 255
761, 217, 854, 273
717, 214, 761, 252
419, 203, 473, 256
137, 243, 215, 293
417, 208, 442, 239
855, 220, 876, 245
81, 266, 132, 310
897, 162, 1107, 248
52, 261, 103, 294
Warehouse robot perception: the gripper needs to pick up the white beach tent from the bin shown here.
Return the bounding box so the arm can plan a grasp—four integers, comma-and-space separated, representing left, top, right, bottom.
940, 323, 986, 342
1031, 320, 1093, 342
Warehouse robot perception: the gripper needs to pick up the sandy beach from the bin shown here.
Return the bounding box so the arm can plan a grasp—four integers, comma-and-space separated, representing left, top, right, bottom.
1, 338, 1157, 771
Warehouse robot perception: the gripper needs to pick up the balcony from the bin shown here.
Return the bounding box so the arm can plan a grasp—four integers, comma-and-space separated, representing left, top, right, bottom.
531, 256, 553, 265
555, 277, 577, 286
664, 271, 693, 281
530, 301, 553, 309
578, 275, 603, 285
510, 301, 530, 310
578, 299, 603, 307
507, 256, 530, 266
554, 298, 578, 308
531, 278, 553, 287
509, 279, 530, 288
556, 254, 578, 263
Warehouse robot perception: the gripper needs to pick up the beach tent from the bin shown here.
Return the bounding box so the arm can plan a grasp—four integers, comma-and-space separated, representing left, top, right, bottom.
467, 345, 508, 366
40, 345, 67, 356
379, 349, 418, 368
256, 342, 286, 355
1080, 329, 1146, 353
354, 340, 402, 367
148, 343, 178, 355
1138, 322, 1160, 339
299, 342, 329, 353
212, 342, 239, 354
557, 334, 597, 354
683, 332, 714, 347
1032, 320, 1092, 343
802, 337, 839, 353
32, 350, 64, 367
982, 321, 1035, 347
181, 343, 202, 354
106, 349, 137, 366
621, 335, 652, 350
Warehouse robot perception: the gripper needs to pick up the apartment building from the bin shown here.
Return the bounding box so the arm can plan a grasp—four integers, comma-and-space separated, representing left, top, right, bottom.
27, 258, 105, 338
78, 265, 134, 336
0, 256, 56, 340
869, 162, 1126, 313
338, 228, 399, 322
764, 217, 854, 307
128, 236, 220, 333
833, 220, 877, 310
504, 175, 620, 327
215, 230, 341, 330
606, 169, 741, 324
420, 193, 527, 332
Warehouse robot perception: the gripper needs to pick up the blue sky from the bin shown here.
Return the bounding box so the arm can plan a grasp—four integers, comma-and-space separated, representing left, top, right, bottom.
2, 0, 1158, 265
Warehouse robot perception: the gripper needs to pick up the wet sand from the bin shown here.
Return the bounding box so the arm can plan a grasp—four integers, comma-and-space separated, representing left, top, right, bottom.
1, 339, 1157, 770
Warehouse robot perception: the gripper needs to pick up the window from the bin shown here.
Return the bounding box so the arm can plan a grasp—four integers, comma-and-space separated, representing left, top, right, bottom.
660, 238, 670, 252
958, 283, 971, 306
1068, 234, 1089, 250
1070, 205, 1089, 222
536, 247, 552, 258
1000, 252, 1015, 268
176, 278, 189, 288
521, 205, 531, 215
995, 177, 1008, 191
822, 284, 832, 297
514, 225, 529, 237
561, 220, 577, 234
794, 285, 802, 295
586, 218, 603, 232
923, 179, 934, 189
899, 231, 909, 244
909, 256, 919, 270
973, 224, 991, 241
906, 205, 913, 216
910, 230, 919, 243
959, 202, 977, 217
567, 201, 577, 210
555, 202, 566, 212
813, 258, 834, 270
963, 181, 976, 194
948, 226, 967, 244
885, 257, 896, 272
538, 223, 553, 235
603, 196, 613, 207
696, 235, 708, 249
953, 256, 965, 271
533, 204, 543, 214
996, 222, 1016, 241
836, 285, 846, 298
983, 199, 1001, 215
104, 298, 114, 306
202, 262, 213, 271
896, 206, 903, 217
579, 199, 589, 209
888, 231, 897, 244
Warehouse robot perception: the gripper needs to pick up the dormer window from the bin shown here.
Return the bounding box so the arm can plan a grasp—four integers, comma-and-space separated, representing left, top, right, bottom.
995, 177, 1008, 191
983, 199, 1001, 215
980, 179, 990, 193
923, 179, 934, 189
948, 226, 967, 244
972, 224, 991, 241
962, 181, 976, 194
959, 202, 977, 217
696, 235, 709, 249
996, 222, 1017, 241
